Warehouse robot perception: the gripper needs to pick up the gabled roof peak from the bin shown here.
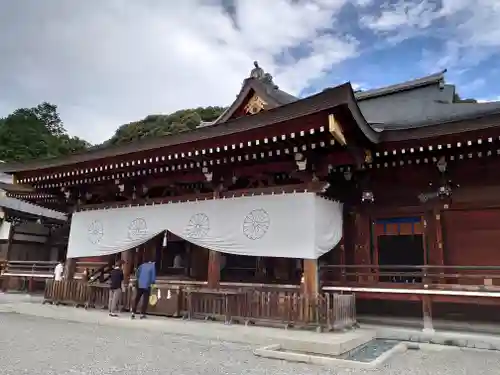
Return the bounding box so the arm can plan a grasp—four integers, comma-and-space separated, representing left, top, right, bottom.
355, 70, 447, 101
207, 61, 297, 125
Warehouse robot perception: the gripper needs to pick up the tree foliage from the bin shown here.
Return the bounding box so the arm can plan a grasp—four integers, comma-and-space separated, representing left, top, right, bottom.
0, 104, 226, 162
453, 93, 478, 103
105, 106, 226, 146
0, 102, 90, 162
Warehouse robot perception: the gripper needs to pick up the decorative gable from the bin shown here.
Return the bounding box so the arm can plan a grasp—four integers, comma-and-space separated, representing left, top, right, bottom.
244, 94, 267, 115
211, 61, 297, 125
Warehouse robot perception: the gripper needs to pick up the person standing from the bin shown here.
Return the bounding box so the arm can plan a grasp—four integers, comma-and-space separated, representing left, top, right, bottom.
81, 268, 90, 283
108, 260, 124, 317
54, 260, 64, 282
131, 258, 156, 319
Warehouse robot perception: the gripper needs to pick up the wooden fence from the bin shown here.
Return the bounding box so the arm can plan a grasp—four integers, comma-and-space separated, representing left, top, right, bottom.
43, 280, 357, 331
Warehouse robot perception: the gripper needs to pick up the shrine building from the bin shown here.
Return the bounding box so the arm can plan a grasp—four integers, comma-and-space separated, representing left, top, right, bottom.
2, 62, 500, 327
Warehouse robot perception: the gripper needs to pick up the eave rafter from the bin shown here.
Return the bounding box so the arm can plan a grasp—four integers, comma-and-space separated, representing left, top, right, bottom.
20, 124, 337, 191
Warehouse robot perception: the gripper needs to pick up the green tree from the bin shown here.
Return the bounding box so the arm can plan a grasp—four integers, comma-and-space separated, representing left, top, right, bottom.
453, 93, 478, 103
33, 102, 66, 136
0, 104, 226, 161
106, 106, 226, 146
0, 103, 90, 162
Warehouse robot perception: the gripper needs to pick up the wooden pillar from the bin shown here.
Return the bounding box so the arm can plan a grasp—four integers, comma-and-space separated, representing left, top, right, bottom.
339, 243, 346, 282
424, 209, 445, 285
302, 259, 319, 296
255, 257, 265, 281
1, 224, 14, 292
121, 249, 134, 285
433, 209, 445, 283
207, 185, 222, 289
185, 242, 192, 277
4, 221, 16, 261
207, 249, 220, 288
354, 211, 371, 283
64, 258, 76, 280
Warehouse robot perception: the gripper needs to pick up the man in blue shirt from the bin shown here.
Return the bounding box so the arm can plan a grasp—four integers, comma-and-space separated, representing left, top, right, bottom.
131, 258, 156, 319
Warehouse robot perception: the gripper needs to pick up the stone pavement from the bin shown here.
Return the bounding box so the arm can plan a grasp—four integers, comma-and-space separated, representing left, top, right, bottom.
1, 307, 500, 375
0, 293, 374, 354
2, 293, 500, 352
1, 293, 500, 374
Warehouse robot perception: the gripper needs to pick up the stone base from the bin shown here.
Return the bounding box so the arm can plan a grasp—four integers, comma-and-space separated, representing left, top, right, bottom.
273, 330, 374, 357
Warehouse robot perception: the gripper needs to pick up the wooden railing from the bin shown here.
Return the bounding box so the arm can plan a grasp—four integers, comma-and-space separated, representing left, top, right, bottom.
1, 260, 57, 292
42, 280, 357, 331
320, 264, 500, 289
74, 262, 108, 279
2, 260, 57, 277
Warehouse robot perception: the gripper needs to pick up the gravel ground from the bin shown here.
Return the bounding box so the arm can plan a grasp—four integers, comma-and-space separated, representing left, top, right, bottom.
0, 312, 499, 375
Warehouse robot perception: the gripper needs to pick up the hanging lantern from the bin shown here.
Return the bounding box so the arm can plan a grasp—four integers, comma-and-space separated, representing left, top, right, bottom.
361, 190, 374, 203
162, 231, 168, 247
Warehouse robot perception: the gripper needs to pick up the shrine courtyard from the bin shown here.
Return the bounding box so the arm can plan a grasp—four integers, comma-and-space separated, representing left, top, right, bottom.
0, 294, 499, 375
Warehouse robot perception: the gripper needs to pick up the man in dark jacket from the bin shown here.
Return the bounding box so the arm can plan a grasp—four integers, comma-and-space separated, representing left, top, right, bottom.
108, 260, 124, 317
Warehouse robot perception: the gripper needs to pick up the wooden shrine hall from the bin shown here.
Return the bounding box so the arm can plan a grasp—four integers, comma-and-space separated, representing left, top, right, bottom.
0, 178, 68, 291
3, 62, 500, 329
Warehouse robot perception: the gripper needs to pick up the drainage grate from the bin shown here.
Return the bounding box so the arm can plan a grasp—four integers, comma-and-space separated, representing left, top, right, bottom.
340, 339, 400, 363
274, 339, 401, 362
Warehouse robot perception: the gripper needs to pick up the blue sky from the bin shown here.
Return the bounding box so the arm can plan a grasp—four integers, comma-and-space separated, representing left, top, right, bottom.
0, 0, 499, 143
298, 0, 500, 101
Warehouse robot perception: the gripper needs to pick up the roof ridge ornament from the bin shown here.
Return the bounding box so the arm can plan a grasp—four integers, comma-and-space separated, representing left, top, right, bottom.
250, 61, 264, 79
249, 61, 278, 89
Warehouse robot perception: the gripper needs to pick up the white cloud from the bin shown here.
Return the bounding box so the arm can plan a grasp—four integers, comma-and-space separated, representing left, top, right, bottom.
427, 0, 500, 71
360, 0, 438, 32
360, 0, 500, 70
0, 0, 359, 144
478, 96, 500, 103
351, 82, 369, 91
352, 0, 375, 6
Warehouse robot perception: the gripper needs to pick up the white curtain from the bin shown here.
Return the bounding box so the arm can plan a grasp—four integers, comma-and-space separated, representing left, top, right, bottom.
67, 192, 343, 260
0, 220, 11, 240
314, 196, 343, 258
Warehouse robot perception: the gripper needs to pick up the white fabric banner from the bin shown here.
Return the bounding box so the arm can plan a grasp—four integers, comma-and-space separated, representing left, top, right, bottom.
67, 193, 343, 260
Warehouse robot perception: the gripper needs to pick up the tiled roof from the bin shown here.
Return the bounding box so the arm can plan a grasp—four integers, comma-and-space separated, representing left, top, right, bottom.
356, 70, 500, 131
